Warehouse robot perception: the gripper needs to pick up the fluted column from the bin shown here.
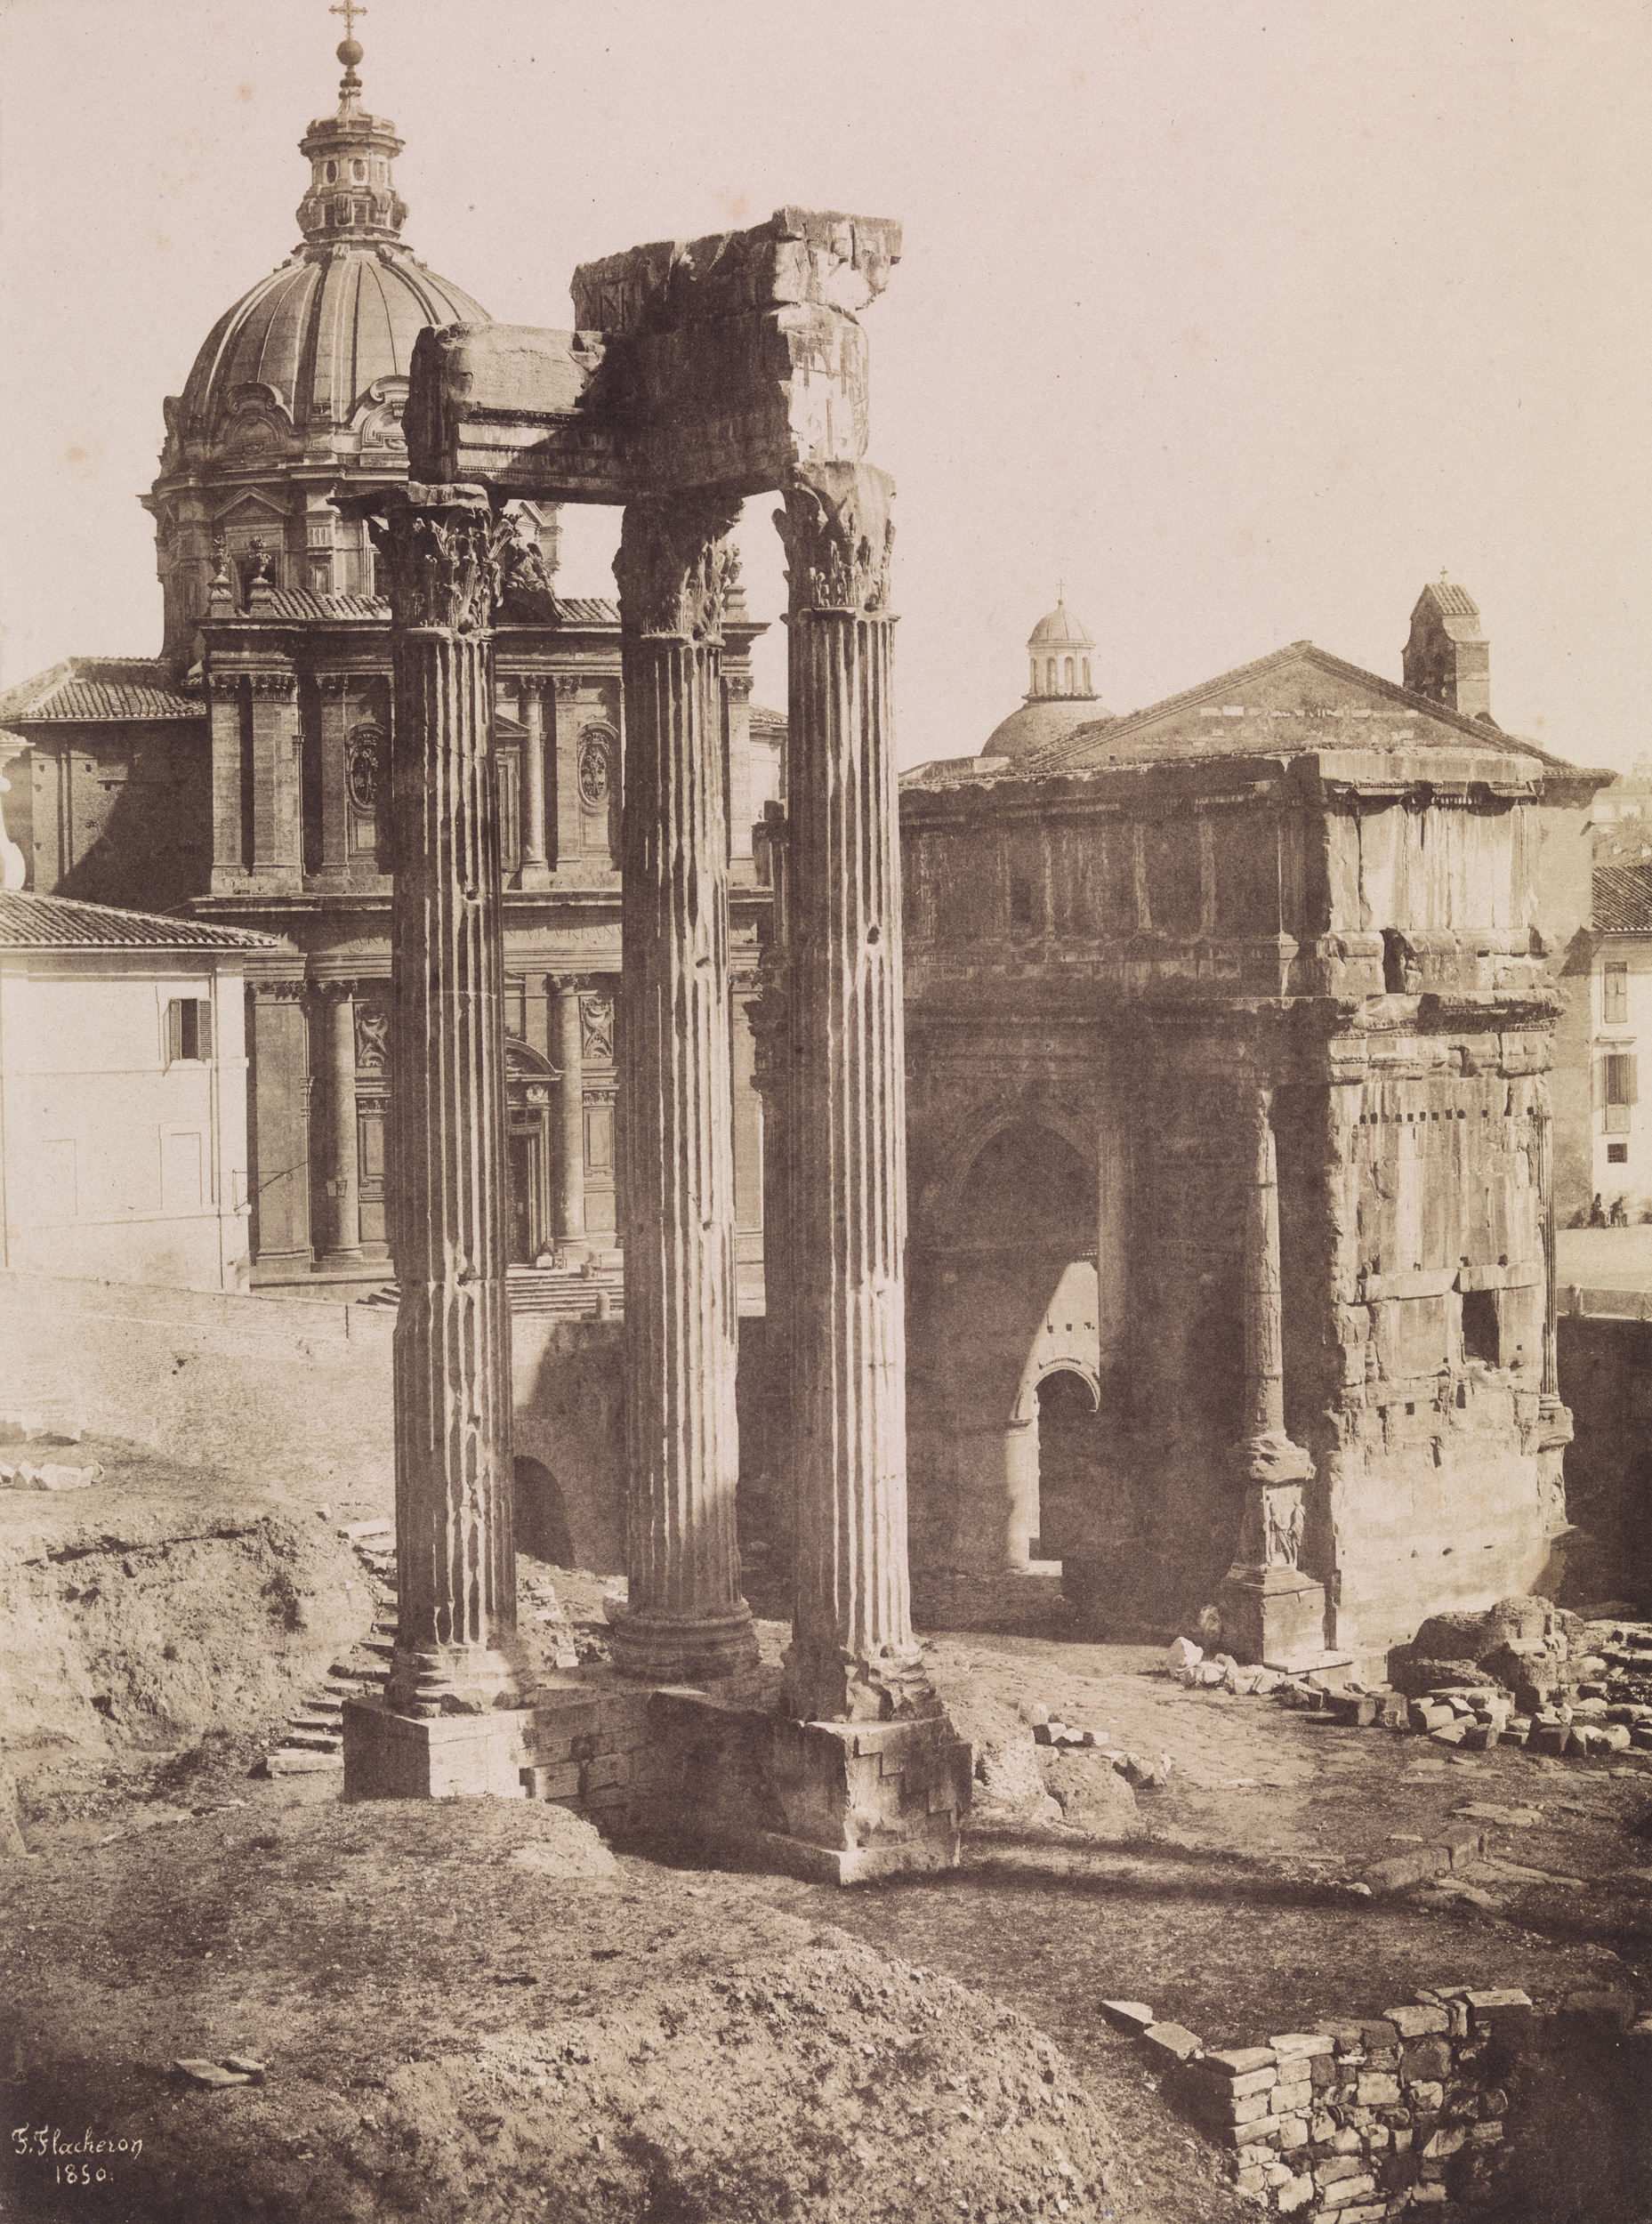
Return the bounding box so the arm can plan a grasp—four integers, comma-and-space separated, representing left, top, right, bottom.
610, 494, 757, 1684
319, 984, 364, 1265
551, 974, 586, 1245
774, 463, 934, 1723
520, 679, 552, 888
371, 482, 528, 1716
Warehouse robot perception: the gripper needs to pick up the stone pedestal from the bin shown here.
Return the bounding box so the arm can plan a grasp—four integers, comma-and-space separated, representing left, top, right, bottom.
774, 463, 938, 1728
644, 1689, 971, 1882
353, 482, 532, 1724
609, 495, 757, 1687
1218, 1564, 1328, 1671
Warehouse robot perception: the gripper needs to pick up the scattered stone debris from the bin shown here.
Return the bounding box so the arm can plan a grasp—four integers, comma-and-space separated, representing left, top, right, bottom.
1161, 1602, 1652, 1760
173, 2057, 263, 2090
0, 1457, 104, 1491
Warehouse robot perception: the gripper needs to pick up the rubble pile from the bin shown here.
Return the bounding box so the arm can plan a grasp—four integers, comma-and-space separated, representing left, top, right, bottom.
1164, 1600, 1652, 1760
1019, 1697, 1173, 1791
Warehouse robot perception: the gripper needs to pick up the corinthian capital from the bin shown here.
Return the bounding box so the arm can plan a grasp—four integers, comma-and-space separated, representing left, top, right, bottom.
613, 495, 743, 642
367, 482, 512, 636
775, 463, 896, 616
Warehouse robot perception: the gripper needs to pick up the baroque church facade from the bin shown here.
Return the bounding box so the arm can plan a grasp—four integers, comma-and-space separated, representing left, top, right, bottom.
0, 40, 778, 1288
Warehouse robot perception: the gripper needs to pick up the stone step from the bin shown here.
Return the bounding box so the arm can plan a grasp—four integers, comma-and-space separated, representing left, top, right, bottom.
290, 1712, 342, 1731
264, 1745, 343, 1775
282, 1730, 342, 1753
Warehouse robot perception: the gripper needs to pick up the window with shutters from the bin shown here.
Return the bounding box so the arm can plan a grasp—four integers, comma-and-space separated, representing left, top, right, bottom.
1603, 961, 1629, 1025
165, 997, 213, 1064
1604, 1050, 1636, 1134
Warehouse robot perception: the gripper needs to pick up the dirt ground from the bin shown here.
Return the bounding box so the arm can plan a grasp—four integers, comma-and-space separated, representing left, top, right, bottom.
4, 1445, 1651, 2223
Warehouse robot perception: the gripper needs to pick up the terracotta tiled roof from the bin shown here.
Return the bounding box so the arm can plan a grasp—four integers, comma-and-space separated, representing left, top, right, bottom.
0, 658, 203, 723
250, 590, 390, 622
1594, 866, 1652, 933
220, 590, 618, 626
0, 892, 279, 951
1417, 581, 1480, 619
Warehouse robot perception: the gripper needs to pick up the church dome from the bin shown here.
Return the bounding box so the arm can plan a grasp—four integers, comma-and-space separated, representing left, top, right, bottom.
145, 30, 495, 666
981, 594, 1109, 761
178, 248, 488, 457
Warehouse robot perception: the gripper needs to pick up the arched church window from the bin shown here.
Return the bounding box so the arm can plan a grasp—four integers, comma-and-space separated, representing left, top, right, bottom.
1063, 657, 1075, 693
1029, 657, 1038, 696
1045, 657, 1056, 692
1083, 658, 1092, 694
351, 159, 367, 181
326, 160, 336, 182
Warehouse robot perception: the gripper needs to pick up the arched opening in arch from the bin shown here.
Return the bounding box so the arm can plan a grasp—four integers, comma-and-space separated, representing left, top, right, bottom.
1031, 1366, 1101, 1560
913, 1119, 1105, 1571
514, 1454, 574, 1567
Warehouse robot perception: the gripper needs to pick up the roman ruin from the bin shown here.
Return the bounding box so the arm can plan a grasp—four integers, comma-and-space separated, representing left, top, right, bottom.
341, 210, 971, 1875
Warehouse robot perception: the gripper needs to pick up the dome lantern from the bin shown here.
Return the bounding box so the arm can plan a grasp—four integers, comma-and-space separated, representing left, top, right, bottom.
295, 10, 410, 246
1025, 591, 1097, 704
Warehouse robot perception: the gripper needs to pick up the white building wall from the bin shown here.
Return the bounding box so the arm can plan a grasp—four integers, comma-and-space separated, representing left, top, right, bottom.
1590, 931, 1652, 1221
0, 952, 251, 1290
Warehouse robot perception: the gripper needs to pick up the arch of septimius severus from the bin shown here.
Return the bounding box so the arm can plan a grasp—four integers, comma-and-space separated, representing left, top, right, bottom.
340, 209, 972, 1880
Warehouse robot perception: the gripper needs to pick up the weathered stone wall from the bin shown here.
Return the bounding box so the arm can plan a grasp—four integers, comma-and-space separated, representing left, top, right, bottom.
1304, 1058, 1558, 1655
1555, 1310, 1652, 1603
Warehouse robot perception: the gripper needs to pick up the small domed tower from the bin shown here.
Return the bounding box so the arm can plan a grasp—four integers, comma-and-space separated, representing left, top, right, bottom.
981, 593, 1110, 763
142, 22, 499, 674
1026, 595, 1098, 704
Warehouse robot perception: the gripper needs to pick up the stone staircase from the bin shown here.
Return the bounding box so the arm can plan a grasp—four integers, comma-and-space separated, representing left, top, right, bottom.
261, 1519, 585, 1777
262, 1519, 398, 1777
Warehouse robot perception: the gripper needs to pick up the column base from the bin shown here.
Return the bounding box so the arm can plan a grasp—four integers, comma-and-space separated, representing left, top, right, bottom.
518, 860, 552, 890
608, 1600, 760, 1686
642, 1689, 972, 1882
781, 1633, 947, 1725
319, 1247, 366, 1269
384, 1640, 537, 1720
342, 1695, 538, 1800
1217, 1567, 1327, 1671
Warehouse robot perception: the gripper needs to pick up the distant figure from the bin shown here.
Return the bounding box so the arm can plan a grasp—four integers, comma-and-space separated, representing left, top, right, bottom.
1611, 1195, 1631, 1228
1590, 1193, 1608, 1228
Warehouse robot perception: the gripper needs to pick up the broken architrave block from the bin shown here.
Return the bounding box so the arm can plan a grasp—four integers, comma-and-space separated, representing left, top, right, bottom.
406, 208, 901, 504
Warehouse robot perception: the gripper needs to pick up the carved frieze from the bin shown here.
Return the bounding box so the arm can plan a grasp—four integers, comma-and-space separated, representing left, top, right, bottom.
346, 720, 385, 810
576, 724, 616, 810
612, 495, 742, 641
367, 484, 512, 635
776, 464, 895, 616
579, 992, 615, 1063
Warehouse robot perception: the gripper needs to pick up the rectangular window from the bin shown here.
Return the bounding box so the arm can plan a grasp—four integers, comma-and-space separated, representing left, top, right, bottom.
1604, 962, 1629, 1025
1604, 1051, 1636, 1134
1608, 1142, 1629, 1164
165, 997, 213, 1063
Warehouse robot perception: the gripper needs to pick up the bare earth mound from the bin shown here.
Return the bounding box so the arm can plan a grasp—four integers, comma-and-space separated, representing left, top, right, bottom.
3, 1796, 1128, 2224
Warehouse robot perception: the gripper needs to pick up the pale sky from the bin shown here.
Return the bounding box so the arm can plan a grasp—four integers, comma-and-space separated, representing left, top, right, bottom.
2, 0, 1648, 770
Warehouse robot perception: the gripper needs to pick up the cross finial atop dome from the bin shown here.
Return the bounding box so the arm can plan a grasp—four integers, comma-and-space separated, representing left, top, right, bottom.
295, 1, 408, 246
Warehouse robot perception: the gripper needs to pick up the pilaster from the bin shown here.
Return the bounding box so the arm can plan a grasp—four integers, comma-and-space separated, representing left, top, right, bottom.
609, 491, 757, 1685
519, 679, 552, 887
774, 463, 937, 1725
551, 973, 586, 1246
315, 673, 352, 886
248, 671, 302, 886
317, 981, 364, 1264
